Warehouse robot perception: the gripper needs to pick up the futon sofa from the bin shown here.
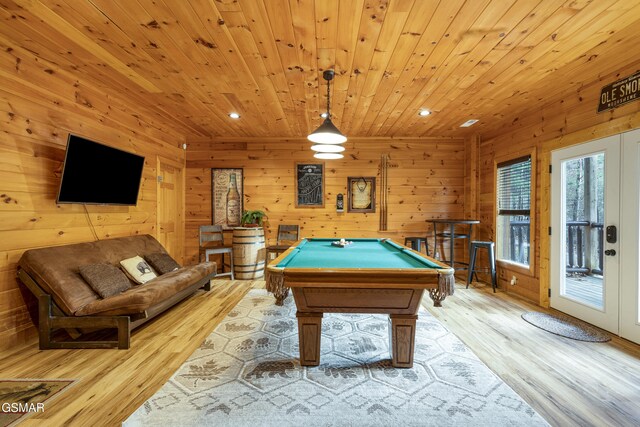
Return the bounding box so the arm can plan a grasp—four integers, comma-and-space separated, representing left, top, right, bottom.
17, 235, 216, 349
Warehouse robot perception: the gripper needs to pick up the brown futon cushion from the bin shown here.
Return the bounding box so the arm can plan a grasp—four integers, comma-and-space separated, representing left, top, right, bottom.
74, 262, 217, 317
79, 264, 131, 298
145, 252, 180, 275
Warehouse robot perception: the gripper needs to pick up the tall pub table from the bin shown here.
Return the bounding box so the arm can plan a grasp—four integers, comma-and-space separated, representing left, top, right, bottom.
431, 219, 480, 273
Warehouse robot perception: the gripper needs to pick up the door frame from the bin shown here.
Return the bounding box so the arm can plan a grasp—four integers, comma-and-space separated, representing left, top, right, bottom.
156, 155, 186, 264
549, 135, 620, 333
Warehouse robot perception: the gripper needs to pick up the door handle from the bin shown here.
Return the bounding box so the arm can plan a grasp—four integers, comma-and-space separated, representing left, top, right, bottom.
604, 249, 616, 256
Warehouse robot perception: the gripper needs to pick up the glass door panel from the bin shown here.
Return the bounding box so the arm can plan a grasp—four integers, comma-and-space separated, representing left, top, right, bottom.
561, 154, 604, 309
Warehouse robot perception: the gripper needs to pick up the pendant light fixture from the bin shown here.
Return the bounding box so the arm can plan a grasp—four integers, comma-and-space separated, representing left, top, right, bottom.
313, 153, 344, 160
309, 70, 346, 159
310, 144, 345, 153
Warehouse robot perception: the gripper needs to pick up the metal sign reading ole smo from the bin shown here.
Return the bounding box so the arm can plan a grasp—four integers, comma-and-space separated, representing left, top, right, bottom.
597, 70, 640, 113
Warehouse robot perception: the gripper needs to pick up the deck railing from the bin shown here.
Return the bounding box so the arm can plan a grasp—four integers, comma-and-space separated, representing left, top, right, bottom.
566, 221, 603, 275
508, 220, 603, 275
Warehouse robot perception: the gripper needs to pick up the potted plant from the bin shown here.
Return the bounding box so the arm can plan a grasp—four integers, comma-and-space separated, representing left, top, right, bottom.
241, 210, 267, 227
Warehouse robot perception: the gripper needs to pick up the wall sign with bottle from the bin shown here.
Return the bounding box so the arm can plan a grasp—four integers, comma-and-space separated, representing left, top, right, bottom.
212, 168, 244, 229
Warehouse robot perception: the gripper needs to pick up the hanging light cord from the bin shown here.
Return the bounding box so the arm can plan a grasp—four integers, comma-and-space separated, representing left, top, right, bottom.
326, 74, 331, 119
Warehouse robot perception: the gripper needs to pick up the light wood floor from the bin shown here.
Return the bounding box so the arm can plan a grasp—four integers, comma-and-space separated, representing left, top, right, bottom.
425, 283, 640, 427
1, 279, 639, 426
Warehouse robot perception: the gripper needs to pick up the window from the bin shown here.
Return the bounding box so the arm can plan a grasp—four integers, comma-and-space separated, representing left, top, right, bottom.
497, 156, 532, 266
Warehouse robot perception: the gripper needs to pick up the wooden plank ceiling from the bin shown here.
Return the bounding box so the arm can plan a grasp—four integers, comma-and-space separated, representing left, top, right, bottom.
2, 0, 640, 139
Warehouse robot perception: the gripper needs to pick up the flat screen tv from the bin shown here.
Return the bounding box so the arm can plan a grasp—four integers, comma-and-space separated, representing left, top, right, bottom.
57, 134, 145, 205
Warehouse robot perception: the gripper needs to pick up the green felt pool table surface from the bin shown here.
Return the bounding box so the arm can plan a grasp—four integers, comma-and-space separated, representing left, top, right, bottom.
275, 238, 441, 269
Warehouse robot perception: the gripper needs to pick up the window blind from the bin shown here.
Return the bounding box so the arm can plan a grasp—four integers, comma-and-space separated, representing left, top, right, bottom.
497, 156, 531, 216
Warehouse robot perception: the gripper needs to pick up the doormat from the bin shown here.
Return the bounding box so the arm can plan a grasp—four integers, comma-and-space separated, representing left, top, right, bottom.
125, 289, 548, 426
521, 312, 611, 342
0, 379, 75, 427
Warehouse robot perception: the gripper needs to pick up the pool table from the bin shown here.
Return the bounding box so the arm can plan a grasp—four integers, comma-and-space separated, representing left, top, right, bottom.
265, 238, 455, 368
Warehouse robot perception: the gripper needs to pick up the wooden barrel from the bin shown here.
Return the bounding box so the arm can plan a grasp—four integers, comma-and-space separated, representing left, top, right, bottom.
232, 227, 266, 279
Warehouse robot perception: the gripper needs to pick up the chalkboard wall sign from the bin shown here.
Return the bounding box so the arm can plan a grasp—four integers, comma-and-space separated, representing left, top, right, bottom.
295, 162, 324, 208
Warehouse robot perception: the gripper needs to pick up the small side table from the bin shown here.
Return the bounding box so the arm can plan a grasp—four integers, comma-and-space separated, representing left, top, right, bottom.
431, 219, 480, 272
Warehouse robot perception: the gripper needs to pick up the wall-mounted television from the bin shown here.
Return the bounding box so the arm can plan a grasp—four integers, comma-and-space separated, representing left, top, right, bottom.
57, 134, 145, 205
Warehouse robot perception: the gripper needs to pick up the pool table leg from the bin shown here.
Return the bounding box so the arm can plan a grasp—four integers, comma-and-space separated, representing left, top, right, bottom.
389, 314, 417, 368
296, 312, 323, 366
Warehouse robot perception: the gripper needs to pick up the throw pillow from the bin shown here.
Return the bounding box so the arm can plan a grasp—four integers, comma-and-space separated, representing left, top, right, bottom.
79, 263, 131, 298
144, 252, 180, 275
120, 255, 157, 284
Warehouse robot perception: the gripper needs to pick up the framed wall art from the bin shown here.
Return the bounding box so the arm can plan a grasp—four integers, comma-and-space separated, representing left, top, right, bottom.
211, 168, 243, 229
295, 162, 324, 208
347, 177, 376, 213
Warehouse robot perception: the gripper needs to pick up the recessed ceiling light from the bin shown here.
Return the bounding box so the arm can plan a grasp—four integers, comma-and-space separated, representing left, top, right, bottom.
314, 152, 344, 160
320, 112, 329, 118
418, 110, 431, 117
311, 144, 345, 153
460, 119, 479, 127
228, 112, 240, 119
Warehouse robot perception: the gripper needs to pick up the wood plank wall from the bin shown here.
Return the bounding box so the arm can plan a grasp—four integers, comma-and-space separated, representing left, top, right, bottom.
184, 137, 468, 266
477, 61, 640, 303
0, 39, 185, 350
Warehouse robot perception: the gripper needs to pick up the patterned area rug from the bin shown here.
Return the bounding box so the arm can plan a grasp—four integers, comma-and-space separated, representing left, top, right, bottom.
0, 379, 75, 427
125, 290, 548, 426
521, 311, 611, 342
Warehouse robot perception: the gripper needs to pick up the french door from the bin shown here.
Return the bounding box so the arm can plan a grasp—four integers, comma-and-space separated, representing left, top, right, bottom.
550, 129, 640, 344
620, 130, 640, 343
551, 135, 619, 333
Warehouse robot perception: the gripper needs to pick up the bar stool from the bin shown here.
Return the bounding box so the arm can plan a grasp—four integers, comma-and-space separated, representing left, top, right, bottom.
467, 241, 496, 292
404, 237, 430, 255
